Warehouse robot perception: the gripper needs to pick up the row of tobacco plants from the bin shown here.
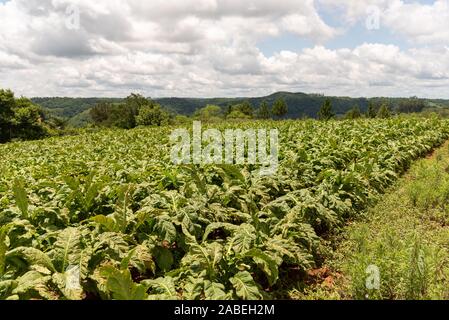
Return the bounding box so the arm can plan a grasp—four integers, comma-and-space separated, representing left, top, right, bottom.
1, 117, 448, 300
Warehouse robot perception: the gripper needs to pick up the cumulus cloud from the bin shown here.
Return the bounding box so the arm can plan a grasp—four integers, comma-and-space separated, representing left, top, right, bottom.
384, 0, 449, 45
319, 0, 449, 45
0, 0, 448, 98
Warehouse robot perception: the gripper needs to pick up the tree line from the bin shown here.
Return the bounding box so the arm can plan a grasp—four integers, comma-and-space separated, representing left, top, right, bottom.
89, 95, 426, 126
89, 93, 171, 129
0, 88, 433, 143
316, 98, 423, 121
192, 98, 288, 122
89, 95, 290, 127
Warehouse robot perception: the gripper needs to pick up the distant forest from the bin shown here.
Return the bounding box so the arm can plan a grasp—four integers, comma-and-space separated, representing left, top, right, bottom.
2, 88, 449, 143
31, 92, 449, 128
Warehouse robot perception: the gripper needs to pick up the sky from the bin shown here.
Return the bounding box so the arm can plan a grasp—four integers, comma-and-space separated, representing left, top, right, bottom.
0, 0, 449, 98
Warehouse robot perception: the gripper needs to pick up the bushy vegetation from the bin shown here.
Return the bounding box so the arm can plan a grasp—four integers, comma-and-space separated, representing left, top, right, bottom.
318, 99, 335, 121
0, 89, 55, 143
193, 98, 288, 122
0, 117, 448, 300
89, 94, 171, 129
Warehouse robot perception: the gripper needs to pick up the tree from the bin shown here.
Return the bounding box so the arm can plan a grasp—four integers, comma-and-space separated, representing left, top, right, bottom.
224, 104, 233, 117
318, 99, 335, 121
344, 105, 362, 120
113, 94, 148, 129
90, 102, 111, 124
195, 105, 222, 122
0, 89, 15, 142
125, 93, 150, 110
90, 94, 171, 129
396, 98, 425, 114
377, 104, 391, 118
135, 104, 170, 126
257, 101, 271, 119
173, 115, 191, 125
238, 101, 254, 118
227, 110, 252, 120
272, 98, 288, 118
0, 89, 48, 143
367, 101, 377, 118
12, 104, 47, 140
226, 101, 254, 119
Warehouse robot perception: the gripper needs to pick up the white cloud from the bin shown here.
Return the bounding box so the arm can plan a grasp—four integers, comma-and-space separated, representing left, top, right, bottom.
319, 0, 449, 45
384, 0, 449, 45
0, 0, 448, 98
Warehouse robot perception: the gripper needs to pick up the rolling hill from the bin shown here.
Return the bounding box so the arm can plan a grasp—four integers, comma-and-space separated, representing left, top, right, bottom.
32, 92, 449, 127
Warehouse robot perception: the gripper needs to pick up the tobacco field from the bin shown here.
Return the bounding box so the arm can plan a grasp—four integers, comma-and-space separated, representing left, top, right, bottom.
1, 118, 448, 300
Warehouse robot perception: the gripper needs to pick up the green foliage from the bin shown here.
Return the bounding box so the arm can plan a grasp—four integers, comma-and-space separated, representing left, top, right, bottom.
325, 143, 449, 300
195, 105, 223, 122
100, 266, 149, 300
396, 98, 426, 114
272, 98, 288, 118
344, 105, 362, 120
0, 225, 11, 276
51, 228, 82, 273
0, 89, 15, 142
136, 104, 170, 127
225, 101, 254, 120
230, 272, 263, 300
367, 101, 378, 118
32, 92, 449, 126
226, 110, 252, 120
257, 101, 271, 119
12, 179, 28, 219
377, 104, 392, 119
237, 101, 254, 118
90, 94, 170, 129
0, 117, 448, 300
90, 102, 110, 124
0, 89, 49, 143
318, 99, 335, 121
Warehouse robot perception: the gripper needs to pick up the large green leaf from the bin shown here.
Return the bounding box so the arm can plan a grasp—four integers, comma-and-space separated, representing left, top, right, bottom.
182, 276, 204, 300
91, 215, 117, 232
204, 281, 230, 300
230, 224, 256, 253
99, 266, 148, 300
245, 248, 279, 286
12, 271, 56, 300
154, 219, 177, 244
230, 271, 263, 300
121, 243, 156, 275
0, 280, 17, 300
202, 222, 238, 243
12, 179, 28, 219
0, 224, 12, 276
51, 227, 82, 273
6, 247, 55, 273
142, 276, 178, 300
182, 242, 223, 279
154, 247, 174, 272
92, 232, 129, 262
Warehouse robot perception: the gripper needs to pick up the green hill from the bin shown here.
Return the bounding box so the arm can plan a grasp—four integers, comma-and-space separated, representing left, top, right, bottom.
32, 92, 449, 127
155, 92, 370, 118
32, 97, 122, 119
